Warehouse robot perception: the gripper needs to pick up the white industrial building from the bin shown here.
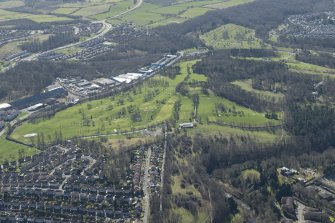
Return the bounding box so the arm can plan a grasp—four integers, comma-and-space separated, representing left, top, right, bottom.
0, 103, 12, 111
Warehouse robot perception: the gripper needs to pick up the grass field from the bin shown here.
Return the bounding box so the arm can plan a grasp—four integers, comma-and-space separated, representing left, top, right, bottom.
179, 7, 212, 19
115, 3, 165, 26
0, 9, 71, 22
108, 0, 254, 27
204, 0, 254, 9
0, 0, 24, 9
200, 24, 269, 49
232, 79, 284, 102
188, 124, 281, 143
53, 7, 80, 15
0, 33, 50, 59
0, 41, 21, 59
92, 0, 134, 20
0, 135, 39, 164
73, 4, 110, 17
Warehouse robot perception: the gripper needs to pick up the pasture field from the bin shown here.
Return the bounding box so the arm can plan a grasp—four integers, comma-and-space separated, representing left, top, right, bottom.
149, 17, 186, 27
57, 46, 81, 56
0, 9, 71, 22
0, 0, 24, 9
116, 3, 165, 26
73, 4, 110, 17
0, 33, 49, 59
179, 7, 212, 18
0, 135, 38, 164
53, 7, 80, 14
232, 79, 284, 102
91, 0, 134, 20
0, 41, 21, 59
52, 0, 124, 17
188, 124, 281, 143
148, 4, 186, 15
205, 0, 254, 9
200, 24, 268, 49
108, 0, 254, 26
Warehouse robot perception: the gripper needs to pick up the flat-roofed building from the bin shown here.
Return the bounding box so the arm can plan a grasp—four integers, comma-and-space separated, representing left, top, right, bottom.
179, 123, 194, 128
112, 76, 132, 84
0, 103, 12, 111
45, 84, 62, 92
92, 78, 116, 87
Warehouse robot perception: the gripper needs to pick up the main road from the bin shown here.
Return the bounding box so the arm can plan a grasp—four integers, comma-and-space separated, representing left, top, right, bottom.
21, 0, 143, 62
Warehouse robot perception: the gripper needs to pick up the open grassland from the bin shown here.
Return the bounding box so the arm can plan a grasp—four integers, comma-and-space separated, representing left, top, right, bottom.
0, 9, 71, 22
179, 7, 212, 18
73, 4, 110, 17
53, 7, 80, 14
115, 3, 165, 26
0, 135, 38, 164
232, 79, 284, 102
108, 0, 253, 27
204, 0, 254, 9
200, 24, 268, 49
179, 96, 194, 122
91, 0, 134, 20
0, 33, 49, 59
0, 0, 25, 9
0, 41, 21, 59
87, 133, 155, 150
52, 0, 123, 17
188, 125, 282, 143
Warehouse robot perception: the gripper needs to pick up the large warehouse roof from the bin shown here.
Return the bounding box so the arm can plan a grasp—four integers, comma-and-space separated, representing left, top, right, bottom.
0, 103, 12, 110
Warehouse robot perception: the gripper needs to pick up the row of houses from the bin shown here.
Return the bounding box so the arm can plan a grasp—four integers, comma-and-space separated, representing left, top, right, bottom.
0, 142, 149, 222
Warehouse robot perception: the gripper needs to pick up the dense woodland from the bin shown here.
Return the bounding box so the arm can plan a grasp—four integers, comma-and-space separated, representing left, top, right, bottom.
279, 36, 335, 50
153, 128, 335, 223
193, 50, 289, 111
296, 51, 335, 69
0, 51, 160, 101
